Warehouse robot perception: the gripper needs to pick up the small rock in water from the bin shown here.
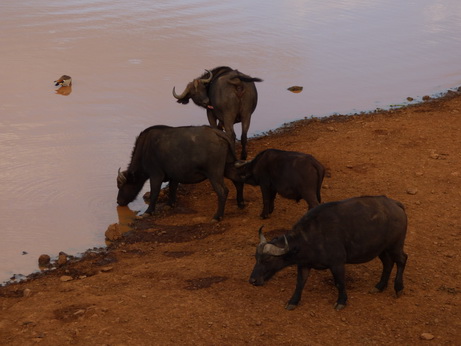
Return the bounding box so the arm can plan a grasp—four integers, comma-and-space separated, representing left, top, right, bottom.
38, 254, 51, 267
287, 86, 303, 93
105, 223, 122, 241
57, 252, 68, 266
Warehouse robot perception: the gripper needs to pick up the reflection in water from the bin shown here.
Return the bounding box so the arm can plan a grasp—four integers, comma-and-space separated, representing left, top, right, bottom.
116, 206, 137, 234
55, 85, 72, 96
1, 0, 461, 284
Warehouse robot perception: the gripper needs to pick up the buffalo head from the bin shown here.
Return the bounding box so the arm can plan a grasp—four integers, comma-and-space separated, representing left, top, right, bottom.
249, 227, 290, 286
116, 168, 145, 206
172, 70, 213, 109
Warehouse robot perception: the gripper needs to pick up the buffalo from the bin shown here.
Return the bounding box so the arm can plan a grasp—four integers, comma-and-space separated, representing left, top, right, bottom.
249, 195, 408, 310
172, 66, 262, 160
235, 149, 325, 218
116, 125, 244, 221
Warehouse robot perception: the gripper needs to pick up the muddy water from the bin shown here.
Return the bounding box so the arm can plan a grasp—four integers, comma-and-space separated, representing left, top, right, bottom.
1, 0, 461, 284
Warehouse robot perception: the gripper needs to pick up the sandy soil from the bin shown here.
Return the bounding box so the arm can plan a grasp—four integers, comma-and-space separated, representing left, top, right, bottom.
1, 91, 461, 345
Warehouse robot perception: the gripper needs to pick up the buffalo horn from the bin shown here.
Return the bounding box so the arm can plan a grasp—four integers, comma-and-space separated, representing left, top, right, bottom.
172, 86, 189, 100
199, 69, 213, 83
258, 226, 267, 244
262, 236, 289, 256
234, 160, 249, 168
117, 168, 127, 185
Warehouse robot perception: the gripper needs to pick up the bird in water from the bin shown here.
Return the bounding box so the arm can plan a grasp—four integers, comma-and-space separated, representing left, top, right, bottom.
54, 75, 72, 87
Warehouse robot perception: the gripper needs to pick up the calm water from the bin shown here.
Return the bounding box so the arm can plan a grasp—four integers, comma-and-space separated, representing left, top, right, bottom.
1, 0, 461, 284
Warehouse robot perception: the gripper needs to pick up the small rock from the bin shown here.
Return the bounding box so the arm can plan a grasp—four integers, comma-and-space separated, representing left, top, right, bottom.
100, 266, 113, 273
105, 223, 122, 241
57, 252, 68, 266
38, 254, 51, 267
407, 97, 414, 101
415, 172, 424, 177
406, 188, 418, 195
429, 153, 440, 160
327, 126, 336, 132
60, 275, 73, 282
420, 332, 434, 340
23, 288, 32, 297
422, 95, 431, 101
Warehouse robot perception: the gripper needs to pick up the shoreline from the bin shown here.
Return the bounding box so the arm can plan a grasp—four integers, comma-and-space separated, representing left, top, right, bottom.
2, 85, 461, 288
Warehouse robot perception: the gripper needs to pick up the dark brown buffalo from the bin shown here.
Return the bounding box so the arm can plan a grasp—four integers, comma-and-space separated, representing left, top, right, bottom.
249, 196, 408, 310
235, 149, 325, 218
116, 125, 244, 221
172, 66, 262, 160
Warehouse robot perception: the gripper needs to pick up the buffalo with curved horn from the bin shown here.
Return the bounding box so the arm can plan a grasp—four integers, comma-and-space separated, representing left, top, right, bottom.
173, 66, 262, 160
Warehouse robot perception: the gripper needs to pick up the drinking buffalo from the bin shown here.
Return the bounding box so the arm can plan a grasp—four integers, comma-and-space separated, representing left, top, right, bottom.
116, 125, 244, 221
172, 66, 262, 160
235, 149, 325, 218
249, 195, 408, 310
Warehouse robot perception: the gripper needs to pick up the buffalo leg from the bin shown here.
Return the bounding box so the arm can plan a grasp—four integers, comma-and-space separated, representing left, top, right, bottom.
208, 178, 229, 221
330, 264, 347, 310
285, 266, 310, 310
393, 251, 408, 297
167, 181, 179, 207
144, 176, 164, 215
232, 181, 245, 209
240, 115, 251, 160
260, 184, 275, 219
206, 109, 219, 128
372, 252, 394, 293
303, 191, 320, 210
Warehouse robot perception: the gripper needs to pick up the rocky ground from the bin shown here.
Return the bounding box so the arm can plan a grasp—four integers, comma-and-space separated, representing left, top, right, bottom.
1, 91, 461, 345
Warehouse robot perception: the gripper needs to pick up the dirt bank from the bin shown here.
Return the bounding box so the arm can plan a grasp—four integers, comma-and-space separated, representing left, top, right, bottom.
1, 91, 461, 345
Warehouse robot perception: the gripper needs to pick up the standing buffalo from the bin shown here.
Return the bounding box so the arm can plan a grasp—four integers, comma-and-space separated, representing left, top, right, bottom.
172, 66, 263, 160
116, 125, 244, 221
249, 195, 408, 310
235, 149, 325, 218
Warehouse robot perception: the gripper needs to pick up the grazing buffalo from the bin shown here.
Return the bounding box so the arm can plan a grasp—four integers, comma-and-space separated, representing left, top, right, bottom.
116, 125, 244, 221
172, 66, 262, 160
235, 149, 325, 218
249, 195, 408, 310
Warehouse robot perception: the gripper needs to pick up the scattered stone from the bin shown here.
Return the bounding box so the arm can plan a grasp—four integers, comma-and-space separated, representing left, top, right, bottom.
422, 95, 431, 101
415, 172, 424, 177
100, 266, 113, 273
406, 188, 418, 195
38, 254, 51, 267
429, 153, 440, 160
407, 97, 414, 101
105, 223, 122, 241
23, 288, 32, 297
60, 275, 73, 282
57, 252, 68, 266
420, 332, 434, 340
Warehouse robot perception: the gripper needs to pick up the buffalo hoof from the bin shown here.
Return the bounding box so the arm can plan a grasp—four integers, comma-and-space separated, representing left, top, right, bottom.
334, 303, 346, 311
395, 289, 404, 298
136, 212, 151, 220
285, 303, 298, 311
